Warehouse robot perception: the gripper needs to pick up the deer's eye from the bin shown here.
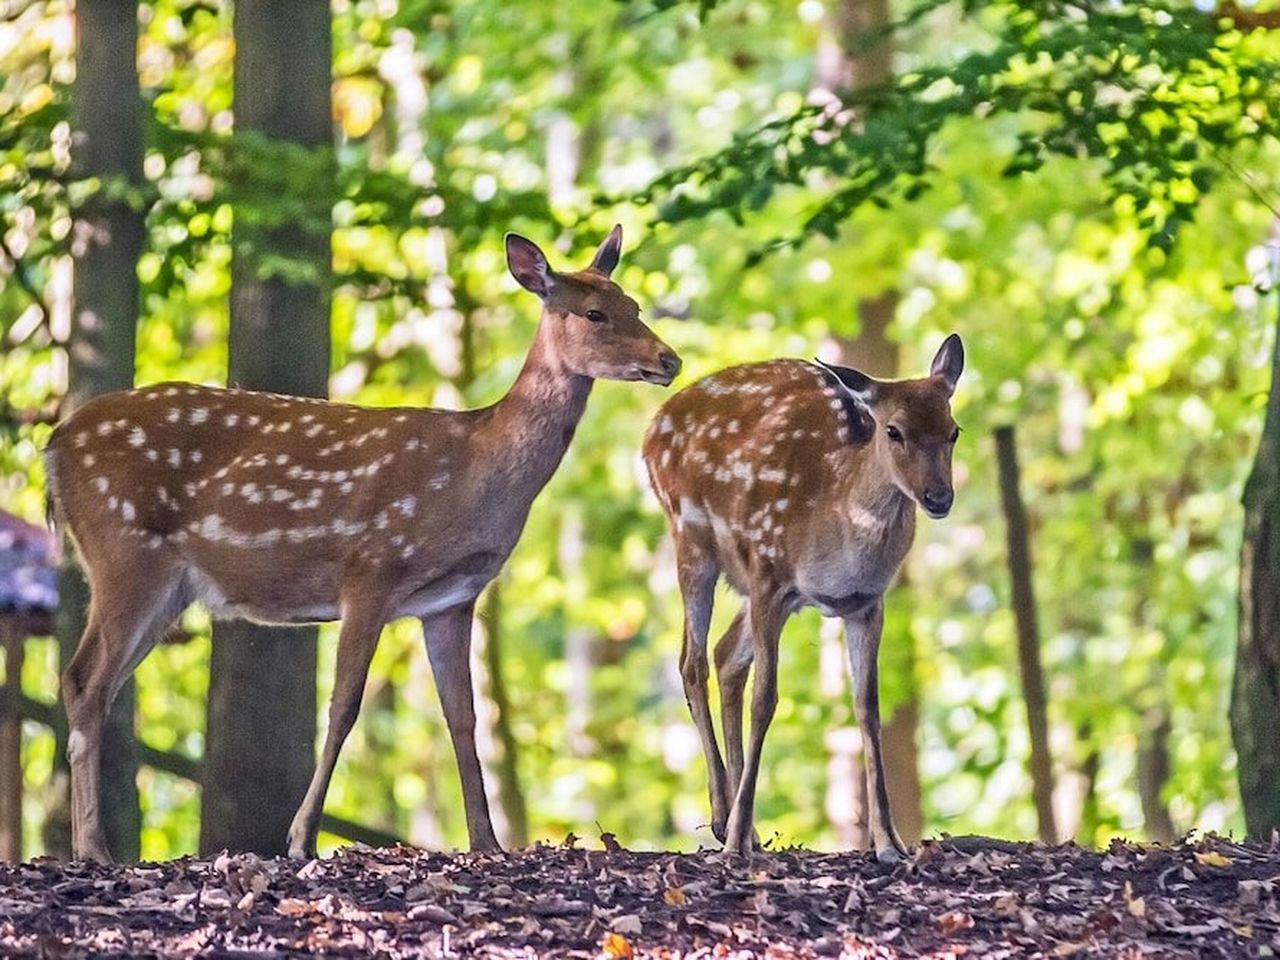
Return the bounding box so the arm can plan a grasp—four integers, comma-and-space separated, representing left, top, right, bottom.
585, 309, 607, 324
950, 426, 961, 443
886, 425, 904, 444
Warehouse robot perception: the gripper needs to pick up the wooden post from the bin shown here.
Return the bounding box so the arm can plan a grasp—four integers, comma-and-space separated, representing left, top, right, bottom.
994, 426, 1059, 844
0, 623, 24, 860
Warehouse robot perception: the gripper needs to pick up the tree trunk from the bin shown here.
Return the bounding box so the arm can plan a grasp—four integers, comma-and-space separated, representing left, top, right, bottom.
53, 0, 147, 862
1137, 706, 1175, 843
1231, 273, 1280, 838
0, 625, 23, 860
994, 426, 1058, 844
200, 0, 332, 856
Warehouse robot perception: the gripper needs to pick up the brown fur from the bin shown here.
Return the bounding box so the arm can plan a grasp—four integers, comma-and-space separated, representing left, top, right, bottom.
642, 336, 962, 859
47, 226, 679, 861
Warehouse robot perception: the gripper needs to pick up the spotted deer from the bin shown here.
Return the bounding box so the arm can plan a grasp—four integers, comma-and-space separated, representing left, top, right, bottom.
643, 335, 963, 861
46, 226, 681, 862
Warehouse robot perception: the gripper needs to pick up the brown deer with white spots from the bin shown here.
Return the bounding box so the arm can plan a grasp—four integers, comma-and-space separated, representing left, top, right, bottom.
643, 335, 963, 861
46, 226, 680, 862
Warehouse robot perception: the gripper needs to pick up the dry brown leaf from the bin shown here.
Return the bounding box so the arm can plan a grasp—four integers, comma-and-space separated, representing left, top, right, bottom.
937, 910, 974, 933
663, 886, 688, 906
276, 897, 314, 917
601, 931, 635, 959
1194, 850, 1232, 868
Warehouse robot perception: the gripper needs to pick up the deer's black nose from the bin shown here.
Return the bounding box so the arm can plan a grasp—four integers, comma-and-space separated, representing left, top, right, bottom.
922, 488, 953, 517
658, 351, 682, 377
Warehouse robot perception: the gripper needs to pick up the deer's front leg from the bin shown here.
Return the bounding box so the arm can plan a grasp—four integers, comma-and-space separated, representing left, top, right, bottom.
844, 598, 906, 864
723, 593, 786, 855
422, 601, 501, 852
288, 599, 387, 858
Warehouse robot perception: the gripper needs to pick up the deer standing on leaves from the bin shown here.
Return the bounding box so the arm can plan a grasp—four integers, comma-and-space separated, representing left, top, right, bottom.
47, 226, 680, 862
643, 335, 963, 861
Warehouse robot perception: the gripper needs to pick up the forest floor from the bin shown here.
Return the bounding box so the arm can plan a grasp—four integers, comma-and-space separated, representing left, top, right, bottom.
0, 834, 1276, 958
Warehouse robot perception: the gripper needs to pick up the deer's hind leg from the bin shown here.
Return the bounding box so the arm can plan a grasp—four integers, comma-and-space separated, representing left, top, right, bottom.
673, 532, 731, 841
713, 607, 751, 832
61, 552, 188, 862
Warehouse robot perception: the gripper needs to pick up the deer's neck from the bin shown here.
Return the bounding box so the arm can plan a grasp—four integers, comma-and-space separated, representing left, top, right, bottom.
833, 453, 913, 536
485, 319, 593, 495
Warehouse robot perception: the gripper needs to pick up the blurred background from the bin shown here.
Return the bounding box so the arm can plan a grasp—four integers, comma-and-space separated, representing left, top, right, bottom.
1, 0, 1279, 862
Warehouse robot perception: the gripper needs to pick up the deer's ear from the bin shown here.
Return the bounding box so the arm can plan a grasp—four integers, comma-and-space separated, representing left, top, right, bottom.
588, 224, 623, 277
814, 359, 878, 406
506, 233, 552, 298
930, 333, 964, 395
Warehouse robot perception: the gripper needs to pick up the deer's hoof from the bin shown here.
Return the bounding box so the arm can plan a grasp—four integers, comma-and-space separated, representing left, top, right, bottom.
875, 843, 906, 865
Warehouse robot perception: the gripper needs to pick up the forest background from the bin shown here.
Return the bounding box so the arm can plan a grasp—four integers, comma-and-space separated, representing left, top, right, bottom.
2, 0, 1280, 861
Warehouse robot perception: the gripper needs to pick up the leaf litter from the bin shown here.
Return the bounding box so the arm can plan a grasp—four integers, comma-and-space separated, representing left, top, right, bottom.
0, 835, 1276, 957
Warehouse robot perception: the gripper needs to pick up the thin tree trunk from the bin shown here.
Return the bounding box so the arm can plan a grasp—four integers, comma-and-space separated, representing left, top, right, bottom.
0, 624, 23, 860
54, 0, 146, 862
200, 0, 332, 856
1137, 706, 1175, 843
994, 426, 1058, 844
1231, 240, 1280, 837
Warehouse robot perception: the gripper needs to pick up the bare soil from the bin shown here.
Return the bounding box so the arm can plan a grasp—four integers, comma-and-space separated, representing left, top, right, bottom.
1, 835, 1277, 957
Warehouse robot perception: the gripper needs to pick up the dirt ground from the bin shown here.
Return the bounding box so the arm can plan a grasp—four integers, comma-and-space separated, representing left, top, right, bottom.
0, 835, 1276, 958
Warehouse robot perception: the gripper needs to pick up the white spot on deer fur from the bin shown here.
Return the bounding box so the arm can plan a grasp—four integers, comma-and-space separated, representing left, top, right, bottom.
792, 429, 806, 440
709, 426, 722, 439
395, 496, 417, 517
96, 422, 112, 436
190, 450, 203, 464
775, 498, 790, 512
74, 431, 88, 447
189, 408, 209, 425
658, 415, 674, 434
374, 511, 390, 530
660, 449, 672, 468
127, 426, 147, 448
167, 449, 181, 468
278, 422, 293, 432
732, 462, 753, 481
121, 501, 136, 522
727, 420, 740, 434
406, 438, 420, 451
759, 467, 788, 484
715, 467, 732, 482
146, 449, 159, 461
221, 482, 235, 496
306, 424, 324, 438
108, 496, 118, 511
401, 544, 417, 559
82, 454, 96, 467
429, 472, 449, 490
247, 415, 261, 427
271, 488, 293, 502
163, 387, 179, 397
224, 413, 240, 428
275, 454, 289, 466
93, 476, 109, 493
679, 497, 709, 526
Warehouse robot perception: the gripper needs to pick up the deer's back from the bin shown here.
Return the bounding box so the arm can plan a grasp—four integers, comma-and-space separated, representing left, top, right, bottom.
45, 383, 490, 617
644, 360, 913, 606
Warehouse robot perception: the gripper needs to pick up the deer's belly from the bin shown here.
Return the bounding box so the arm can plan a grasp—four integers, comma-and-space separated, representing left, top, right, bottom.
186, 566, 342, 625
794, 558, 895, 617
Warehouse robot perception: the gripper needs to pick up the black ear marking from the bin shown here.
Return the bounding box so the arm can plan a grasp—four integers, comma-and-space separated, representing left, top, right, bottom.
930, 333, 964, 395
506, 233, 552, 298
812, 360, 875, 446
812, 358, 878, 405
588, 224, 623, 277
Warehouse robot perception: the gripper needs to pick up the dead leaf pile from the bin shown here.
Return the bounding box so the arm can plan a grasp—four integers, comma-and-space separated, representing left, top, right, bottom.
0, 834, 1275, 957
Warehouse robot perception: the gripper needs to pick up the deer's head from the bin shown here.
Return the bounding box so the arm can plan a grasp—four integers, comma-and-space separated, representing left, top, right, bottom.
819, 334, 964, 519
505, 226, 681, 386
